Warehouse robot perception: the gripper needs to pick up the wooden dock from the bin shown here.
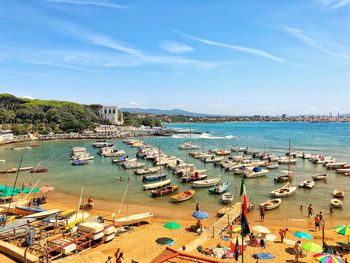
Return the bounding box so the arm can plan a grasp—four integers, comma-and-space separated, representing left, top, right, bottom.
185, 202, 242, 252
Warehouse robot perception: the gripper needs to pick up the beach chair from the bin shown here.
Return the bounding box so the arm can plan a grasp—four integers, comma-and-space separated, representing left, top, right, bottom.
336, 242, 350, 252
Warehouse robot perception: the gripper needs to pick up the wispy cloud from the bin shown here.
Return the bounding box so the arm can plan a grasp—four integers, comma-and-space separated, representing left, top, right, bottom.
130, 102, 140, 107
160, 41, 194, 54
282, 27, 350, 60
45, 0, 128, 9
177, 32, 285, 64
315, 0, 350, 8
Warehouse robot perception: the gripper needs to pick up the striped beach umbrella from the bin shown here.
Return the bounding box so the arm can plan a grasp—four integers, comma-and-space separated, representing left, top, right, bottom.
334, 225, 350, 242
301, 242, 323, 253
313, 253, 344, 263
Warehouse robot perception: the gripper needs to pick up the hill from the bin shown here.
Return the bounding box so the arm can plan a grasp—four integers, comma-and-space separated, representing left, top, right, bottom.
121, 107, 218, 117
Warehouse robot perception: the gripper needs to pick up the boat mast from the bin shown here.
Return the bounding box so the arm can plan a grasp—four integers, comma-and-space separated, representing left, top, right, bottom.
288, 139, 291, 180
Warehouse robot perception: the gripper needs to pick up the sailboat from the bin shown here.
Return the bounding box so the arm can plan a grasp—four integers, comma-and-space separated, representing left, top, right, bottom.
178, 124, 200, 150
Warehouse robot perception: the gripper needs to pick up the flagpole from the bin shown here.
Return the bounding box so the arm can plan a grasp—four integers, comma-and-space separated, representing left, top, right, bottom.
241, 175, 244, 263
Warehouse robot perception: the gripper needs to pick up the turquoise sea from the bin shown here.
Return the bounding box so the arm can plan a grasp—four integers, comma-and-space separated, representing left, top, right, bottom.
1, 122, 350, 220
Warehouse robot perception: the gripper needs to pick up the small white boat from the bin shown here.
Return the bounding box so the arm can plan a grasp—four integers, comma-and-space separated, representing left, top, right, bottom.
204, 157, 225, 163
278, 158, 297, 164
114, 212, 153, 225
192, 178, 220, 188
221, 192, 234, 204
267, 163, 279, 169
134, 167, 160, 175
259, 198, 282, 210
336, 168, 350, 173
333, 190, 345, 198
270, 183, 297, 197
143, 179, 171, 190
331, 198, 343, 208
299, 180, 315, 189
0, 159, 5, 163
326, 162, 347, 169
244, 169, 269, 178
312, 173, 327, 181
24, 209, 61, 219
178, 142, 200, 150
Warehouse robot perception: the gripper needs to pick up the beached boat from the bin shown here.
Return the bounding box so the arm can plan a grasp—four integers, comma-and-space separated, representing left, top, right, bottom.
114, 212, 153, 225
0, 200, 30, 213
71, 159, 89, 165
333, 190, 345, 198
14, 205, 46, 215
259, 198, 282, 210
142, 174, 167, 182
65, 212, 90, 229
151, 185, 179, 197
221, 192, 234, 204
178, 142, 200, 150
192, 178, 220, 188
331, 198, 343, 208
0, 218, 36, 234
270, 183, 297, 197
134, 167, 160, 175
299, 180, 315, 189
30, 167, 48, 173
312, 173, 327, 181
181, 173, 208, 182
143, 179, 171, 190
208, 182, 229, 194
171, 190, 195, 202
23, 209, 61, 219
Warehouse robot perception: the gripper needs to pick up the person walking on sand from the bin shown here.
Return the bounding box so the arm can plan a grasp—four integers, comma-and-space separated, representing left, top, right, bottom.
116, 252, 124, 263
260, 206, 265, 222
105, 256, 113, 263
114, 248, 120, 261
314, 214, 320, 231
307, 204, 314, 217
195, 203, 200, 211
330, 205, 335, 214
279, 228, 288, 243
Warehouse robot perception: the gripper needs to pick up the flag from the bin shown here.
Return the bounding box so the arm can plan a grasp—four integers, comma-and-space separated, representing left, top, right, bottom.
241, 211, 250, 237
234, 237, 239, 261
240, 176, 248, 216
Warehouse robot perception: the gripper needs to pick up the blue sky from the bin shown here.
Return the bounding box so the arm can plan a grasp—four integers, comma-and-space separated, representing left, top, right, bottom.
0, 0, 349, 115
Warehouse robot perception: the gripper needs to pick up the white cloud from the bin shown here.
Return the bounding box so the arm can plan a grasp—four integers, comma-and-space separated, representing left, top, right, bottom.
331, 107, 341, 112
315, 0, 350, 8
23, 96, 33, 100
45, 0, 128, 9
177, 31, 285, 64
160, 41, 194, 54
309, 106, 324, 113
130, 102, 140, 107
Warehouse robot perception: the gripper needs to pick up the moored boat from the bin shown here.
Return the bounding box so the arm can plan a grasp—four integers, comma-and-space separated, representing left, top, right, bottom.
142, 174, 167, 182
299, 180, 315, 189
178, 142, 200, 150
30, 167, 48, 173
114, 212, 153, 225
259, 198, 282, 210
143, 179, 171, 190
71, 159, 89, 165
134, 167, 160, 175
333, 189, 345, 198
331, 198, 343, 208
208, 181, 229, 194
171, 190, 195, 202
192, 178, 220, 188
312, 173, 327, 181
270, 183, 297, 197
151, 185, 179, 197
181, 173, 208, 182
221, 192, 234, 204
267, 163, 279, 169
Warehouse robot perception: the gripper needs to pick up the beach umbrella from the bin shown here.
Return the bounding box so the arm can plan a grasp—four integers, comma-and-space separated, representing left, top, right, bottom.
163, 221, 181, 229
313, 253, 344, 263
192, 210, 209, 220
252, 225, 270, 234
294, 231, 313, 240
39, 186, 55, 193
301, 242, 323, 253
334, 225, 350, 242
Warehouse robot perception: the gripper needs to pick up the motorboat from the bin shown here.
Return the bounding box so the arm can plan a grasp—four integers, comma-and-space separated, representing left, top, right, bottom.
267, 163, 279, 169
244, 168, 268, 178
192, 178, 220, 188
178, 142, 200, 150
208, 182, 229, 194
299, 180, 315, 189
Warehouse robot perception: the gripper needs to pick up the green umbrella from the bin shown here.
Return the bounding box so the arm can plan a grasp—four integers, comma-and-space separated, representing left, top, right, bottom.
335, 225, 350, 243
301, 242, 323, 253
163, 221, 181, 229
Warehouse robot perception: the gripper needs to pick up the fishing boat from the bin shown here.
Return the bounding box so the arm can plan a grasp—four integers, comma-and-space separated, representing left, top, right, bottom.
299, 180, 315, 189
143, 179, 171, 190
208, 181, 229, 194
192, 178, 220, 188
134, 167, 160, 175
331, 198, 343, 208
14, 205, 46, 215
181, 173, 208, 182
312, 173, 327, 181
259, 198, 282, 210
23, 209, 61, 219
267, 163, 279, 169
142, 174, 167, 182
71, 159, 89, 166
170, 190, 195, 202
151, 185, 179, 197
30, 167, 48, 173
221, 192, 234, 204
333, 190, 345, 198
114, 212, 153, 225
178, 142, 200, 150
270, 183, 297, 197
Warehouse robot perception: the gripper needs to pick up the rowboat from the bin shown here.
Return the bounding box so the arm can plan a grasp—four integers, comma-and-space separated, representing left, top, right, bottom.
333, 190, 345, 198
30, 167, 48, 173
270, 183, 297, 197
71, 160, 89, 165
244, 169, 269, 178
171, 190, 195, 203
208, 182, 229, 194
142, 174, 167, 182
221, 192, 234, 204
143, 179, 171, 190
215, 150, 230, 156
134, 167, 160, 175
114, 212, 153, 225
312, 173, 327, 181
92, 142, 114, 148
24, 209, 61, 219
151, 185, 179, 197
331, 198, 343, 208
181, 173, 208, 182
14, 205, 46, 215
299, 180, 315, 189
178, 142, 200, 150
192, 178, 220, 188
267, 163, 279, 169
259, 198, 282, 210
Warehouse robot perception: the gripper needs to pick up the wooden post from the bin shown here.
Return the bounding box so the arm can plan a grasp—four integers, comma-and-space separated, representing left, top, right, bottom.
212, 226, 215, 238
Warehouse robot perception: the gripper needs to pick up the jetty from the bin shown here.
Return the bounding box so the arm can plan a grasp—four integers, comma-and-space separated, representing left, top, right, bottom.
185, 202, 242, 252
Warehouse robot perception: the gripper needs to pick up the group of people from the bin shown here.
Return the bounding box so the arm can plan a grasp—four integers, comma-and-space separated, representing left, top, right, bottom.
249, 233, 266, 249
105, 248, 124, 263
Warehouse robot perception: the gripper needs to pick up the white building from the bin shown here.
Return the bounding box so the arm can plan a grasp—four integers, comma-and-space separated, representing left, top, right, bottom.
98, 106, 124, 125
0, 130, 14, 143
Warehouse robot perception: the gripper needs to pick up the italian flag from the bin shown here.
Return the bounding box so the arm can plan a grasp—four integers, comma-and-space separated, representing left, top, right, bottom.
240, 177, 248, 216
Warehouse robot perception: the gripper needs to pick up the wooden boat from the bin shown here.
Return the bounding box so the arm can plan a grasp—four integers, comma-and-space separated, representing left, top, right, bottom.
215, 150, 230, 156
134, 167, 160, 175
0, 218, 36, 234
331, 198, 343, 208
208, 182, 229, 194
299, 180, 315, 189
30, 167, 48, 173
71, 160, 89, 165
142, 174, 167, 182
192, 178, 220, 188
14, 205, 46, 215
270, 183, 297, 197
259, 198, 282, 210
114, 212, 153, 225
333, 190, 345, 198
143, 179, 171, 190
181, 173, 208, 182
312, 173, 327, 181
151, 185, 179, 197
221, 192, 234, 204
24, 209, 61, 219
171, 190, 195, 203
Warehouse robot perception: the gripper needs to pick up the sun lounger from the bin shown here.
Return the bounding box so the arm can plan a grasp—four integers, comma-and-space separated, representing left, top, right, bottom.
337, 242, 350, 251
252, 253, 275, 260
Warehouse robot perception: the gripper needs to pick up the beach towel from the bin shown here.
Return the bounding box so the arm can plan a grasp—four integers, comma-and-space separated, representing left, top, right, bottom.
221, 236, 230, 241
265, 234, 277, 241
253, 253, 275, 259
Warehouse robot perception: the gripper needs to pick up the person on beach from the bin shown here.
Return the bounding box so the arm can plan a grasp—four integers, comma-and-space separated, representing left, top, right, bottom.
279, 228, 288, 243
114, 248, 120, 261
228, 223, 233, 237
195, 203, 200, 211
260, 238, 266, 249
116, 252, 124, 263
87, 196, 94, 209
307, 204, 314, 217
314, 214, 320, 231
260, 206, 265, 222
330, 205, 335, 214
319, 212, 324, 225
294, 240, 302, 262
300, 205, 303, 212
105, 256, 113, 263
